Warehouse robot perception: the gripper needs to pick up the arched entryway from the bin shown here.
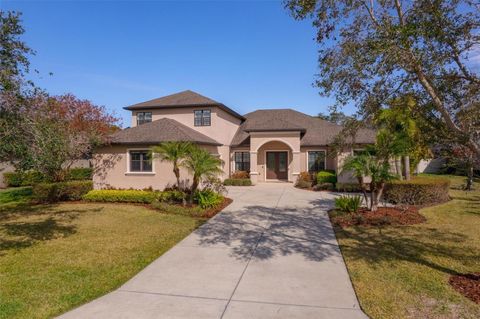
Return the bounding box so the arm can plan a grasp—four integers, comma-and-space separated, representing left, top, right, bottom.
255, 140, 295, 182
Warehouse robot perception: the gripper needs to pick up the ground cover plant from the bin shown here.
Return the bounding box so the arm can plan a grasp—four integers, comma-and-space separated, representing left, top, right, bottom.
332, 175, 480, 318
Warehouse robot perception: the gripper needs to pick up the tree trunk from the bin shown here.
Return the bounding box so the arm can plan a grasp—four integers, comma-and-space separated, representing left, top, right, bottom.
395, 157, 403, 180
466, 159, 474, 191
189, 176, 199, 204
358, 176, 368, 207
403, 156, 411, 181
370, 183, 377, 211
173, 164, 181, 189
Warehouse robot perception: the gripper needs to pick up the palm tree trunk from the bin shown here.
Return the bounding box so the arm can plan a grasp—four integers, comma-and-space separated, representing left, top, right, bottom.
395, 157, 403, 179
403, 156, 411, 181
358, 176, 368, 207
173, 164, 181, 189
189, 176, 199, 204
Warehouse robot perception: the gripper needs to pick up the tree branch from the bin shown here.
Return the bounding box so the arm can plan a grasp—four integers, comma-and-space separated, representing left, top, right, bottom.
394, 0, 405, 26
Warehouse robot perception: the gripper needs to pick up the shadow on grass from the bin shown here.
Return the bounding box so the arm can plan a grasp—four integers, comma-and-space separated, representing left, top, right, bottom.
335, 225, 474, 276
0, 204, 104, 255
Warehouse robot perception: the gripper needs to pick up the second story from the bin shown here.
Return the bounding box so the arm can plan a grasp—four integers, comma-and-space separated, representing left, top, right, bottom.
125, 90, 244, 146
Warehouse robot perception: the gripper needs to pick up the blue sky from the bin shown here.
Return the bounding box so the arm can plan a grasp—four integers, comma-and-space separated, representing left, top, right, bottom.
2, 0, 343, 127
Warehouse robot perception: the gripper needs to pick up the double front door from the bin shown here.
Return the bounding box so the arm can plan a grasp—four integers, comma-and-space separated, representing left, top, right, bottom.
266, 151, 288, 180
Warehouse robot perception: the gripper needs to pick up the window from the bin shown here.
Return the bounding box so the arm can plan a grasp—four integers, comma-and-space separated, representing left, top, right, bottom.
137, 112, 152, 125
129, 150, 152, 172
194, 109, 211, 126
234, 152, 250, 171
308, 151, 326, 173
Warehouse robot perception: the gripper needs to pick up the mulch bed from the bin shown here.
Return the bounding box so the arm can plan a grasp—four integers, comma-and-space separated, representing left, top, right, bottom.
449, 273, 480, 304
330, 206, 426, 228
201, 197, 233, 218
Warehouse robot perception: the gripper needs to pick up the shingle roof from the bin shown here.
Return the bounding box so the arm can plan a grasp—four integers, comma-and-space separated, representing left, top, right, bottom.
231, 109, 376, 146
111, 118, 222, 146
124, 90, 244, 120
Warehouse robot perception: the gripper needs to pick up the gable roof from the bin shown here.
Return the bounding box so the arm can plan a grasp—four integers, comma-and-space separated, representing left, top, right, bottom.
111, 118, 222, 146
124, 90, 245, 120
231, 109, 376, 146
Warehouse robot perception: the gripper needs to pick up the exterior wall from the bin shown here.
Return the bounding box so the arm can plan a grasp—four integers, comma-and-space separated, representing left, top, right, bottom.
131, 106, 242, 146
93, 144, 222, 190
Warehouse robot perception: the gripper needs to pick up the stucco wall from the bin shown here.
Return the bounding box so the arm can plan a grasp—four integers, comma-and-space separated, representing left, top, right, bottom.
93, 144, 223, 190
130, 106, 242, 146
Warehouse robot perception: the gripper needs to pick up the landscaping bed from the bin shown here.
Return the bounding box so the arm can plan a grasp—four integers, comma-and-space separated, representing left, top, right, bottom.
449, 273, 480, 304
330, 206, 426, 227
334, 175, 480, 319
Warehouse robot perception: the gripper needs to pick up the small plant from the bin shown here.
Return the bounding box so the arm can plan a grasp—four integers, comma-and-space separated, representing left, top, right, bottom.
83, 189, 157, 203
295, 171, 313, 189
335, 195, 362, 214
224, 178, 252, 186
316, 170, 337, 184
194, 189, 224, 209
231, 171, 249, 179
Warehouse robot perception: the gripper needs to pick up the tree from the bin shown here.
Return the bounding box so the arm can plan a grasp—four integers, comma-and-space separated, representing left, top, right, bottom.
0, 11, 37, 168
317, 111, 353, 125
23, 94, 119, 181
286, 0, 480, 160
183, 146, 223, 203
341, 154, 371, 205
151, 141, 192, 189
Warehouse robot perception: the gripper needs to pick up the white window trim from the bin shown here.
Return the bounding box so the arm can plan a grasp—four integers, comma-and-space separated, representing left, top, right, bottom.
264, 150, 290, 181
125, 148, 155, 175
306, 150, 327, 173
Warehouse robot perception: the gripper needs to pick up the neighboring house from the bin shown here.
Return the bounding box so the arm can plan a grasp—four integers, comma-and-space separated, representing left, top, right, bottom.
93, 90, 376, 189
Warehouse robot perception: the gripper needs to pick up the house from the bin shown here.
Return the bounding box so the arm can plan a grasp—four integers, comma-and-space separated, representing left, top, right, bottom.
92, 90, 376, 189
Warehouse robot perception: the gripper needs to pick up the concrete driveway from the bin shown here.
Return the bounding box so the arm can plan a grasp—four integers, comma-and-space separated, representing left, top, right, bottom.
59, 183, 366, 319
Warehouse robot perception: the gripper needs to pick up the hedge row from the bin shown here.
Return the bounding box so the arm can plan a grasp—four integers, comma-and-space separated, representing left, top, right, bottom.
32, 181, 93, 203
383, 176, 450, 205
83, 190, 158, 203
4, 168, 93, 187
224, 178, 252, 186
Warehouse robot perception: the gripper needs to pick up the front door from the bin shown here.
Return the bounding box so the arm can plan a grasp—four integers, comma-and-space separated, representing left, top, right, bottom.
266, 151, 288, 180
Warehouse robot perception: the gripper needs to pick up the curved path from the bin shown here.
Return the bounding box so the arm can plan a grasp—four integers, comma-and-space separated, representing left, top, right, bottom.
59, 183, 367, 319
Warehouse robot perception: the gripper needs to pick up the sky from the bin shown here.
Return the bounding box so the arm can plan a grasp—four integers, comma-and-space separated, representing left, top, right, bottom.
1, 0, 344, 127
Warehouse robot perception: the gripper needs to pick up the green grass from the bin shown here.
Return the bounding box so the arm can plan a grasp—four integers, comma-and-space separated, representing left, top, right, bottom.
0, 187, 32, 206
0, 200, 201, 319
335, 174, 480, 319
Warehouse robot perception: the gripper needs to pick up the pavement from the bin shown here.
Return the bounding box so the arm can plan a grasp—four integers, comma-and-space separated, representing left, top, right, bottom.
58, 183, 367, 319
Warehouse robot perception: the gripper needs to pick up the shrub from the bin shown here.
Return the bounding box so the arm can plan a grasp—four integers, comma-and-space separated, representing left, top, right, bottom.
231, 171, 249, 179
202, 176, 227, 195
295, 179, 312, 189
194, 190, 224, 209
151, 201, 205, 218
335, 195, 362, 214
158, 190, 186, 204
316, 171, 337, 185
33, 181, 93, 203
383, 176, 450, 205
313, 182, 334, 191
224, 178, 252, 186
83, 189, 157, 203
66, 168, 93, 180
335, 183, 365, 192
4, 170, 46, 187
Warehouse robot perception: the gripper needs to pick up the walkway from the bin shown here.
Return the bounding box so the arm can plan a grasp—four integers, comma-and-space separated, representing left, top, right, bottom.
59, 183, 366, 319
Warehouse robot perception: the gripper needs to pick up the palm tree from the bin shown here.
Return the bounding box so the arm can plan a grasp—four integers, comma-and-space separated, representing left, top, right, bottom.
183, 146, 223, 203
151, 141, 192, 189
341, 154, 371, 206
368, 159, 396, 211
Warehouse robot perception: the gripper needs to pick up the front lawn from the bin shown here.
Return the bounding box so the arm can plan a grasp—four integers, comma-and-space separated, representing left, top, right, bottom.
335, 175, 480, 319
0, 201, 201, 319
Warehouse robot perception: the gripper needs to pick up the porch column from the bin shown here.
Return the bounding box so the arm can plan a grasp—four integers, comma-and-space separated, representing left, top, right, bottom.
291, 151, 301, 182
249, 151, 259, 185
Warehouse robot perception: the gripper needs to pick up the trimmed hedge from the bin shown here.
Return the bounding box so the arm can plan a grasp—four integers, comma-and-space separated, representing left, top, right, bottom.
65, 168, 93, 181
231, 171, 249, 179
4, 168, 93, 187
316, 171, 337, 185
383, 176, 450, 205
224, 178, 252, 186
4, 171, 45, 187
83, 190, 158, 204
32, 181, 93, 203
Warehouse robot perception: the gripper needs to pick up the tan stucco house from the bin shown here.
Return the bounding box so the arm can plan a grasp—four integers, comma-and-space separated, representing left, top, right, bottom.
93, 90, 375, 190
